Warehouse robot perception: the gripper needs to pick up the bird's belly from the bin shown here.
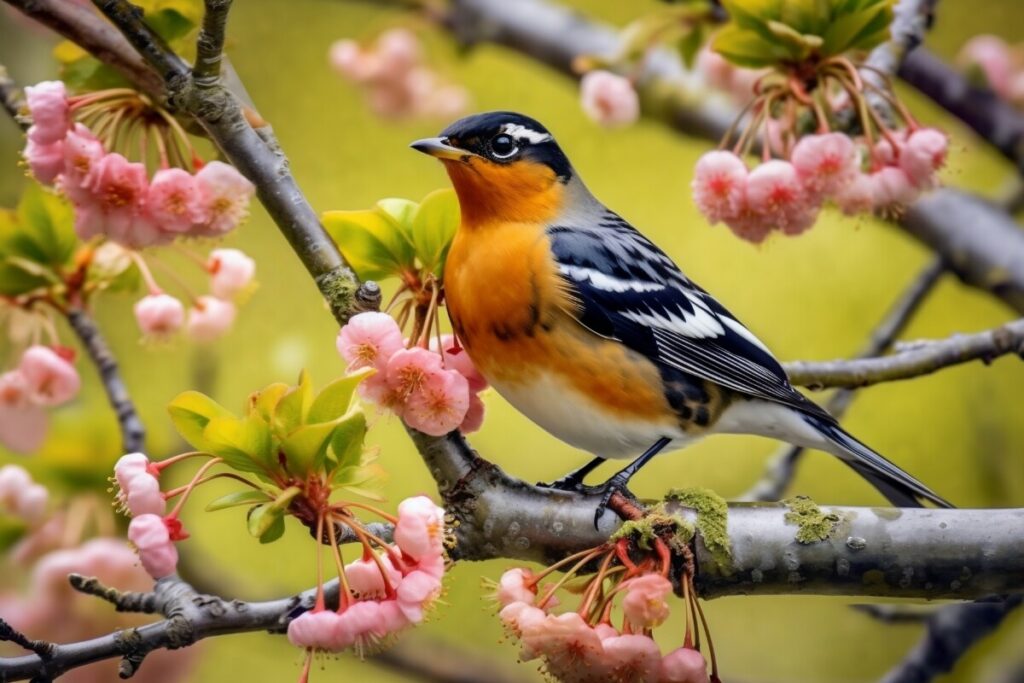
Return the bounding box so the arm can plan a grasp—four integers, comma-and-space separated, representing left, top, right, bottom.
490, 372, 689, 459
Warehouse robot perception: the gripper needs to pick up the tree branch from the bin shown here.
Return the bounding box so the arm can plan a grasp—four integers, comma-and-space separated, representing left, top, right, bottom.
193, 0, 232, 88
742, 257, 945, 502
65, 307, 146, 454
0, 65, 26, 131
879, 596, 1024, 683
784, 317, 1024, 390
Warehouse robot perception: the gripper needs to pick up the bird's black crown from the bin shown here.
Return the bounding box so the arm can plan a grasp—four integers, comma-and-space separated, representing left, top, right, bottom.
439, 111, 573, 181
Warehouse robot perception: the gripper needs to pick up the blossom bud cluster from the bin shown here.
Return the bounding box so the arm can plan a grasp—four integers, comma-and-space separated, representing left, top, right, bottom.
23, 81, 255, 249
692, 128, 948, 243
287, 496, 447, 654
579, 70, 640, 128
329, 29, 469, 120
336, 312, 487, 436
498, 569, 710, 682
956, 34, 1024, 107
113, 453, 185, 579
0, 345, 80, 454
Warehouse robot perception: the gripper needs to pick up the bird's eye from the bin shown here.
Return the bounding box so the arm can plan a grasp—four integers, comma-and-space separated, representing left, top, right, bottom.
489, 134, 519, 159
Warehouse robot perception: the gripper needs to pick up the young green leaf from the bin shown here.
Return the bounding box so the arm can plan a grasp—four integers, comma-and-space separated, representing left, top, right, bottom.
307, 369, 372, 425
321, 209, 415, 281
258, 514, 286, 544
12, 185, 76, 267
329, 410, 368, 472
167, 391, 235, 453
273, 369, 314, 436
411, 189, 460, 278
280, 419, 340, 476
249, 382, 290, 422
202, 415, 275, 475
247, 503, 285, 539
206, 489, 272, 512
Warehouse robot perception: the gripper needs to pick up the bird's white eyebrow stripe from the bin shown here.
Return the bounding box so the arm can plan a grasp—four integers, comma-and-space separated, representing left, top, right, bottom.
501, 123, 551, 144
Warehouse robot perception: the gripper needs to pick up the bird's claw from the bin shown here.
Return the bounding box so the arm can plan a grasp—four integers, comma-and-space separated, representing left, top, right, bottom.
593, 473, 630, 529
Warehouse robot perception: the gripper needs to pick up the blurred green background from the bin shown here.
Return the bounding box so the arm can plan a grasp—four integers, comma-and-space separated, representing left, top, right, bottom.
1, 1, 1023, 681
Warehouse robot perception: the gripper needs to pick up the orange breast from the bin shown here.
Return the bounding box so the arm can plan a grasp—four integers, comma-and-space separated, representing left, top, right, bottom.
444, 221, 675, 422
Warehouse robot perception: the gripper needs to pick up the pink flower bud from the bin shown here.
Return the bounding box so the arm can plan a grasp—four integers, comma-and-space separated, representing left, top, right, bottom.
580, 70, 640, 128
186, 296, 237, 342
870, 166, 919, 207
403, 369, 470, 436
744, 159, 818, 235
393, 495, 445, 560
661, 646, 711, 682
832, 172, 876, 216
19, 345, 80, 406
498, 601, 547, 640
957, 35, 1013, 95
899, 128, 948, 189
124, 473, 165, 517
16, 484, 48, 524
345, 556, 401, 599
692, 151, 747, 224
601, 634, 662, 681
134, 294, 185, 339
0, 465, 47, 524
395, 569, 442, 623
24, 81, 69, 145
193, 161, 255, 236
335, 600, 392, 649
24, 138, 65, 185
338, 312, 405, 373
621, 573, 672, 630
127, 514, 178, 579
0, 372, 48, 454
287, 610, 339, 650
145, 168, 206, 234
114, 452, 152, 491
521, 612, 603, 666
375, 28, 421, 78
497, 568, 536, 607
791, 132, 859, 197
207, 248, 256, 299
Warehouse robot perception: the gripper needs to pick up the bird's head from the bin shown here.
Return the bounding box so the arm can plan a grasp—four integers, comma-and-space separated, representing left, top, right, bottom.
411, 112, 574, 226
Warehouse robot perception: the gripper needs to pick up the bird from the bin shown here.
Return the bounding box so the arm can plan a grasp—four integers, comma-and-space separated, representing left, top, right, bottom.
410, 111, 952, 524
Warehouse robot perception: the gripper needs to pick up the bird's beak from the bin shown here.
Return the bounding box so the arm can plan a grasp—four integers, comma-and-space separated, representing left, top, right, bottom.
410, 137, 469, 161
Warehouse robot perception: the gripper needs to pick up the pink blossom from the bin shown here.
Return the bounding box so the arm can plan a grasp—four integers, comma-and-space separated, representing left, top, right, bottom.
580, 70, 640, 128
692, 151, 747, 224
497, 568, 537, 607
900, 128, 948, 189
594, 622, 619, 641
193, 161, 255, 235
870, 166, 919, 207
957, 35, 1013, 95
338, 312, 405, 373
378, 599, 412, 634
403, 369, 470, 436
602, 634, 663, 682
0, 465, 48, 524
25, 81, 69, 145
431, 334, 487, 392
287, 610, 338, 650
460, 392, 485, 434
345, 556, 401, 599
134, 294, 185, 339
499, 601, 547, 639
791, 132, 859, 197
145, 168, 206, 234
19, 345, 80, 406
329, 40, 376, 83
521, 612, 603, 668
124, 473, 165, 517
744, 159, 816, 234
77, 152, 161, 248
386, 346, 444, 398
24, 138, 65, 184
0, 371, 48, 453
393, 495, 445, 560
396, 569, 442, 622
186, 295, 237, 342
410, 550, 446, 580
127, 514, 179, 579
376, 28, 421, 78
114, 453, 153, 491
661, 647, 710, 683
621, 573, 672, 630
60, 124, 105, 195
833, 172, 876, 216
334, 600, 389, 651
207, 248, 256, 299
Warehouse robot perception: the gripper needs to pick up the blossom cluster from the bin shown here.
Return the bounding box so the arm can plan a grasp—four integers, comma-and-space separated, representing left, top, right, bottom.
0, 345, 80, 454
329, 28, 469, 120
498, 568, 710, 683
957, 34, 1024, 107
287, 496, 447, 657
0, 464, 49, 524
22, 81, 255, 249
336, 312, 486, 436
692, 128, 948, 243
113, 452, 185, 579
579, 70, 641, 128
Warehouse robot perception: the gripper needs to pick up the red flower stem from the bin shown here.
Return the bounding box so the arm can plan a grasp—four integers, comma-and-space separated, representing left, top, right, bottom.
682, 572, 694, 649
152, 104, 195, 162
687, 577, 702, 652
718, 96, 757, 152
537, 547, 607, 609
527, 545, 608, 587
811, 89, 831, 134
68, 88, 138, 110
577, 549, 616, 619
297, 652, 312, 683
614, 538, 639, 577
154, 451, 212, 470
150, 122, 169, 168
383, 282, 410, 314
167, 457, 223, 518
694, 586, 719, 680
314, 512, 326, 611
326, 512, 353, 610
128, 252, 163, 296
830, 71, 878, 150
162, 472, 264, 500
334, 500, 398, 524
653, 537, 672, 578
147, 253, 203, 303
334, 512, 398, 597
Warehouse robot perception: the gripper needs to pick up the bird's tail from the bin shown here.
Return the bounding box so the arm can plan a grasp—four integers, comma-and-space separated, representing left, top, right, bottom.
802, 414, 954, 509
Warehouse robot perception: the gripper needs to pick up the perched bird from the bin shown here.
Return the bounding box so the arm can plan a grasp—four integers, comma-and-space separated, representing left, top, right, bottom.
411, 112, 952, 522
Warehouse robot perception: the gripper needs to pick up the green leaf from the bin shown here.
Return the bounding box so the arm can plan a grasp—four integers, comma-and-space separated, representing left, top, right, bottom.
167, 391, 235, 452
677, 25, 707, 69
249, 382, 290, 422
258, 514, 286, 544
7, 185, 76, 267
144, 8, 194, 43
711, 25, 789, 68
206, 489, 272, 512
329, 411, 368, 472
203, 415, 275, 475
281, 419, 339, 476
821, 2, 889, 54
273, 369, 314, 436
308, 369, 372, 424
411, 189, 460, 278
322, 208, 415, 281
247, 503, 284, 539
376, 197, 418, 245
271, 485, 302, 510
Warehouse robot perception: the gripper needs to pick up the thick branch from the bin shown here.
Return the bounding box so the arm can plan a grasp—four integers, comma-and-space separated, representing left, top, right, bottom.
784, 317, 1024, 389
65, 307, 146, 454
742, 257, 944, 502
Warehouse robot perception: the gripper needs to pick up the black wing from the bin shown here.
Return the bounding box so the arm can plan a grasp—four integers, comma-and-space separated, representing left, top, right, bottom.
549, 211, 833, 421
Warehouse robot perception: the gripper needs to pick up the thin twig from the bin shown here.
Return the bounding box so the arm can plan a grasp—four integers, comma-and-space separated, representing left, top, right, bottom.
0, 65, 27, 131
193, 0, 232, 87
742, 257, 945, 502
784, 317, 1024, 390
65, 307, 146, 453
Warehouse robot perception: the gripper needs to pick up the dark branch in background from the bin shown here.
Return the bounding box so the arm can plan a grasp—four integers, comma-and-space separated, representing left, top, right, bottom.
65, 308, 146, 454
878, 596, 1024, 683
784, 316, 1024, 389
901, 48, 1024, 176
439, 0, 1024, 316
743, 257, 945, 502
0, 66, 26, 129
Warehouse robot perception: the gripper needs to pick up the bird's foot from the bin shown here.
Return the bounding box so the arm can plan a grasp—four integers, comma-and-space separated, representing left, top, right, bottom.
536, 473, 585, 492
593, 473, 632, 529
